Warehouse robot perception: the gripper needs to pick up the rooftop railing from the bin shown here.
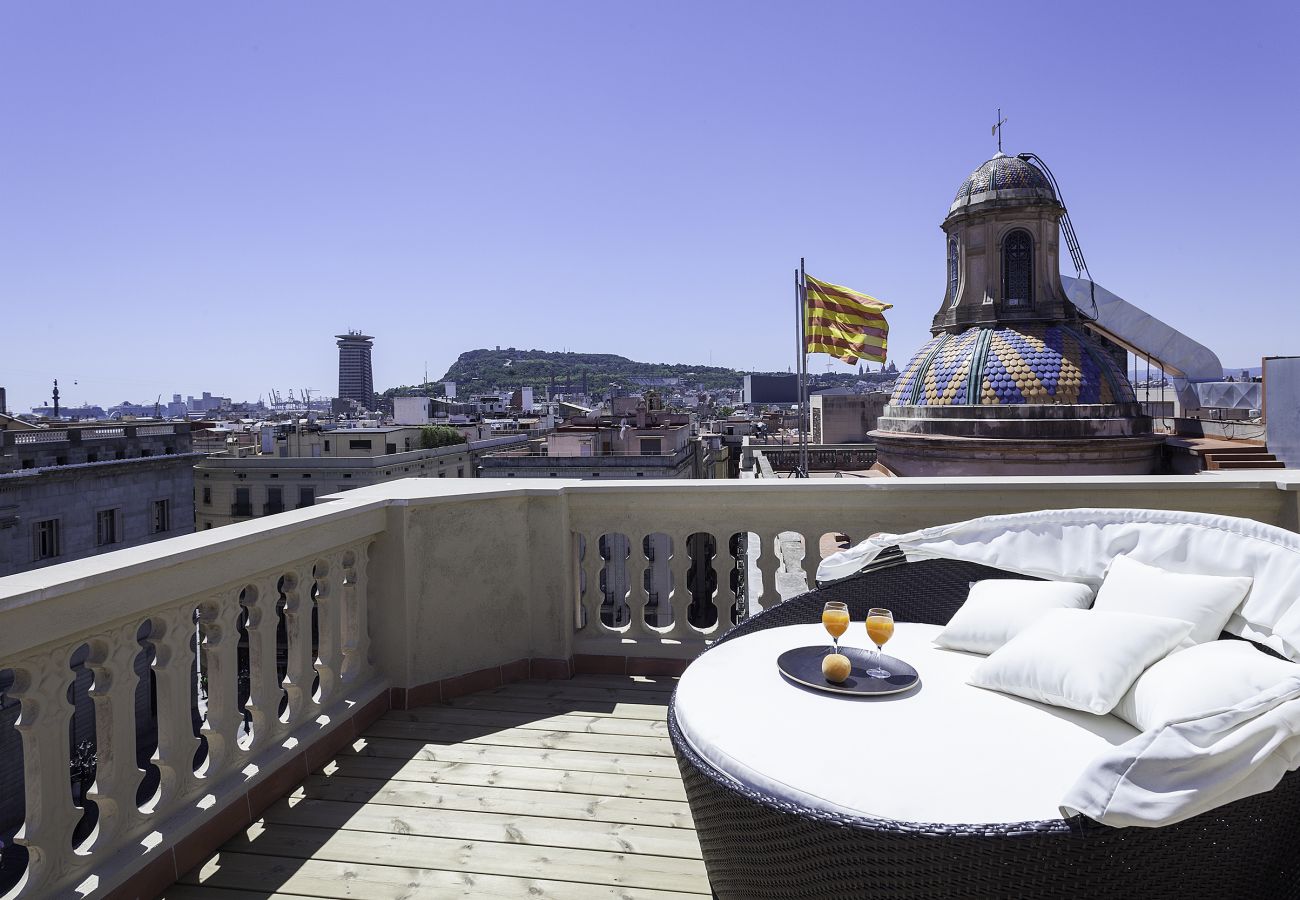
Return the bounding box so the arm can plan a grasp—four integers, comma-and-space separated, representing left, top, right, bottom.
1, 471, 1298, 897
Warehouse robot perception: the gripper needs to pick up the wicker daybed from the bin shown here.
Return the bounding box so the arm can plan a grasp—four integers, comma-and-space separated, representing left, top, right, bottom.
669, 515, 1300, 900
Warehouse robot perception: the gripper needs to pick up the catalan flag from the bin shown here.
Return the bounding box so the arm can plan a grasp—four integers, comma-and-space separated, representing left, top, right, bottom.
804, 274, 892, 365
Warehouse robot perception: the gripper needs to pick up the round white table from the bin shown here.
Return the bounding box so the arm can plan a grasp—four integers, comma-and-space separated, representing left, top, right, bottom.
674, 622, 1138, 825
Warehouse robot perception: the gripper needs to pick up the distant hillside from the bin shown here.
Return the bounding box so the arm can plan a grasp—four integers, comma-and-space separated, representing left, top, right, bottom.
379, 347, 885, 400
433, 348, 749, 394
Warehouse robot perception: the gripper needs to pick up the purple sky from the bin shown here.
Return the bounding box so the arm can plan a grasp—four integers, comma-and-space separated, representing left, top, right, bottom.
2, 1, 1296, 412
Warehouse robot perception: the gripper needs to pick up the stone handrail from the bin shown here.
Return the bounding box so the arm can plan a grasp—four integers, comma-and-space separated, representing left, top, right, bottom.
0, 500, 388, 899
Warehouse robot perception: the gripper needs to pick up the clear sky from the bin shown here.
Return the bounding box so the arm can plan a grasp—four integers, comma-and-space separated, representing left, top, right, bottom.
2, 1, 1296, 412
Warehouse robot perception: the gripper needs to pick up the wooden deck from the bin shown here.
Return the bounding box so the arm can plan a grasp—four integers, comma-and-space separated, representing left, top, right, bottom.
163, 675, 709, 899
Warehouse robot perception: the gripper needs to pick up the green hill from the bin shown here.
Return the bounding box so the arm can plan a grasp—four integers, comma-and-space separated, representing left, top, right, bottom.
385, 348, 757, 398
379, 347, 883, 400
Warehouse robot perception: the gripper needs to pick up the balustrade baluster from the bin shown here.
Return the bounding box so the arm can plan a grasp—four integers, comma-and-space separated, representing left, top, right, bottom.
243, 578, 283, 749
150, 606, 202, 807
577, 531, 602, 633
340, 543, 371, 686
8, 652, 80, 896
313, 557, 344, 706
668, 530, 695, 637
196, 593, 243, 778
753, 531, 782, 614
280, 569, 317, 728
83, 624, 144, 850
339, 546, 371, 684
626, 534, 652, 639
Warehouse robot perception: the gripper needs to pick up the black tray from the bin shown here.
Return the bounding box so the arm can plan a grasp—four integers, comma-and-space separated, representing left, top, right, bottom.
777, 645, 919, 696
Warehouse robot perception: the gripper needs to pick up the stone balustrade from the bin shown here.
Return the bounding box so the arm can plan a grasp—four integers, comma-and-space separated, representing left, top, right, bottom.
0, 500, 388, 899
1, 472, 1298, 897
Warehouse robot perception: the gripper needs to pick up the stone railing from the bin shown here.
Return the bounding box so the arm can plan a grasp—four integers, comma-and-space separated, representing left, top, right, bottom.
745, 443, 879, 475
2, 471, 1299, 897
0, 501, 388, 899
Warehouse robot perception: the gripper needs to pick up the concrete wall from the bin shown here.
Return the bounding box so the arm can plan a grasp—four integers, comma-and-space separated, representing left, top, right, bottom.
811, 393, 888, 443
1265, 356, 1300, 468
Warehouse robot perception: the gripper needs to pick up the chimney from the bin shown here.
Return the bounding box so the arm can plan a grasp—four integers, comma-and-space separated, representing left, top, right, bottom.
636, 402, 647, 429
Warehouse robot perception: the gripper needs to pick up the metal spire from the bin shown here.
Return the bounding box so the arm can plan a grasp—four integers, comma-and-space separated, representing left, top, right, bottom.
993, 108, 1008, 153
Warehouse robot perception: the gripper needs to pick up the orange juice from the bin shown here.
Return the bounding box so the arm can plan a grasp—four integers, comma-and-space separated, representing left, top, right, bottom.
822, 608, 850, 639
866, 615, 894, 647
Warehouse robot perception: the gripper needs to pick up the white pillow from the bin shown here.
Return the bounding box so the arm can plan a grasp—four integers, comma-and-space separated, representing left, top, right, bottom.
969, 609, 1193, 715
1114, 639, 1300, 731
1092, 555, 1251, 645
934, 580, 1095, 655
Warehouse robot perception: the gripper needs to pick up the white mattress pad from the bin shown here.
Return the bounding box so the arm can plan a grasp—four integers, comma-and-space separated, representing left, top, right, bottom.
674, 622, 1139, 825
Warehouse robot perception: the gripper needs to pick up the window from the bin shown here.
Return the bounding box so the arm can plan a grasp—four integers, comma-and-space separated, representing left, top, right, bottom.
202, 486, 212, 505
349, 439, 372, 450
139, 449, 151, 457
96, 509, 120, 546
386, 443, 397, 454
151, 500, 171, 534
33, 519, 60, 560
204, 522, 212, 530
87, 452, 99, 463
457, 467, 464, 477
1002, 229, 1033, 307
56, 455, 67, 466
324, 439, 331, 452
639, 438, 662, 455
947, 237, 960, 306
298, 486, 315, 508
264, 486, 284, 515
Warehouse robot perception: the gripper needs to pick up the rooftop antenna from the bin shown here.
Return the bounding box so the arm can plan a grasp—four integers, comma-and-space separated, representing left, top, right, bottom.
993, 109, 1008, 154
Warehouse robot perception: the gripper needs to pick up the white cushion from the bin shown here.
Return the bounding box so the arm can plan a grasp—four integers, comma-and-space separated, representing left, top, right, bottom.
934, 580, 1095, 655
1114, 639, 1300, 731
1092, 554, 1252, 645
674, 622, 1139, 826
969, 609, 1193, 715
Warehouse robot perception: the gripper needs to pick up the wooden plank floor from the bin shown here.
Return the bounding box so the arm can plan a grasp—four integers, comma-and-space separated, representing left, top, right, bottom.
165, 675, 710, 899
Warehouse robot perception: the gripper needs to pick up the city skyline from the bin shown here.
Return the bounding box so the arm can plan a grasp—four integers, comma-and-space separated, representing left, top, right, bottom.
3, 2, 1296, 412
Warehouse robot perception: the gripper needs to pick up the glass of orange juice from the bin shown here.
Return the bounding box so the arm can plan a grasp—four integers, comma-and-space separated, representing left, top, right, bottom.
822, 601, 850, 654
864, 608, 894, 678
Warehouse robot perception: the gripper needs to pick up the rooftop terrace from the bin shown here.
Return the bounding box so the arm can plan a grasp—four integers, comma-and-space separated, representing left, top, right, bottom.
1, 473, 1297, 898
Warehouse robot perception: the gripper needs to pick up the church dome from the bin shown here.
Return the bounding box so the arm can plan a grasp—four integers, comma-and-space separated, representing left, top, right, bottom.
950, 153, 1057, 214
891, 323, 1136, 406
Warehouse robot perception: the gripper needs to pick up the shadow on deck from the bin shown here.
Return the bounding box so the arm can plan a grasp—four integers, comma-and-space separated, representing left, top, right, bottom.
161, 675, 708, 899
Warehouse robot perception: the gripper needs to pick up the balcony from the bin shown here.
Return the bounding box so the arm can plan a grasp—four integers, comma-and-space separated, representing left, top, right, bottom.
1, 473, 1298, 898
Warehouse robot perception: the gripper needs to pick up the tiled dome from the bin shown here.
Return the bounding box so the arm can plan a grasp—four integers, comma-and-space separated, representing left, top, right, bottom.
891, 324, 1136, 406
951, 153, 1056, 209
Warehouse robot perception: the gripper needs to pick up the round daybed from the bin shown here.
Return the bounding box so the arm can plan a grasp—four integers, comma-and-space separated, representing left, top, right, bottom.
668, 510, 1300, 899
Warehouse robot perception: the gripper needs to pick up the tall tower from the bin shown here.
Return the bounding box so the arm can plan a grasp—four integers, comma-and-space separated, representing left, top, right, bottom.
871, 152, 1162, 476
336, 331, 375, 408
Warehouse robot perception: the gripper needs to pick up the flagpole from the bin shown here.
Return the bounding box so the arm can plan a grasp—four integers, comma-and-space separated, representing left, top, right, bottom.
793, 265, 803, 476
799, 257, 809, 477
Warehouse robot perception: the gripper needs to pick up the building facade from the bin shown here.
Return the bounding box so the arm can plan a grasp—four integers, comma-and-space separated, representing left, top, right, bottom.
0, 423, 198, 576
336, 331, 375, 407
194, 433, 530, 529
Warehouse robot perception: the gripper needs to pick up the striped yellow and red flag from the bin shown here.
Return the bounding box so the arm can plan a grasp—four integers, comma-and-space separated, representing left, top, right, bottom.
803, 274, 891, 364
